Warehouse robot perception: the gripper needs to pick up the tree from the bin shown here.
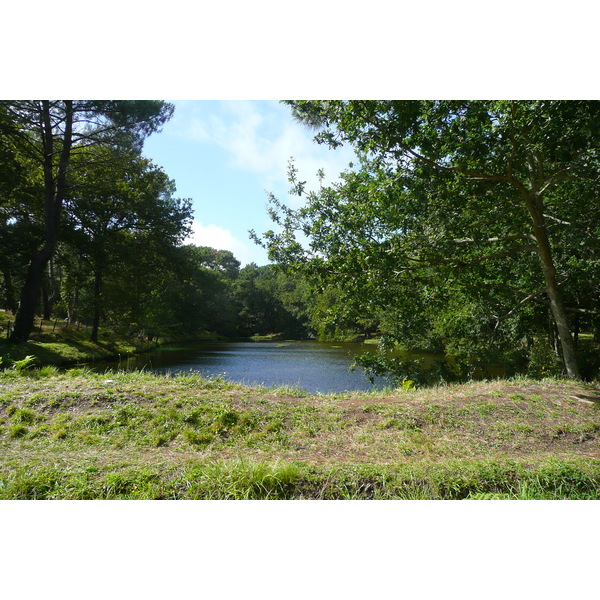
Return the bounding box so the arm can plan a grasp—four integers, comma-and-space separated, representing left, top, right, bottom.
232, 263, 313, 337
64, 144, 192, 341
0, 100, 174, 343
0, 106, 44, 314
261, 101, 600, 379
164, 245, 241, 337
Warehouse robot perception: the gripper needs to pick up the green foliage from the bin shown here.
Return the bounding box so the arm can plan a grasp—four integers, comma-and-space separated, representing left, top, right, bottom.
258, 101, 600, 380
527, 341, 565, 378
233, 263, 312, 337
0, 354, 39, 373
2, 101, 176, 344
183, 429, 214, 446
0, 458, 598, 499
1, 370, 600, 498
12, 355, 37, 372
9, 407, 40, 424
8, 424, 29, 438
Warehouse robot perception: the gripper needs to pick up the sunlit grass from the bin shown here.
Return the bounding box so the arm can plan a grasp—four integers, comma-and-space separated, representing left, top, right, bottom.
1, 369, 599, 498
0, 456, 599, 500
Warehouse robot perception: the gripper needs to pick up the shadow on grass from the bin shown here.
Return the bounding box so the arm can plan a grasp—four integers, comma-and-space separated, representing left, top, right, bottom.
0, 338, 136, 367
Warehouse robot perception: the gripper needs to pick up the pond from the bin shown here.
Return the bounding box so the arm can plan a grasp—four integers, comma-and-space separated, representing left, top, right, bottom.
92, 340, 401, 394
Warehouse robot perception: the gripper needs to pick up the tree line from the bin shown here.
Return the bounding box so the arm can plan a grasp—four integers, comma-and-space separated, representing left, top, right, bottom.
4, 100, 599, 383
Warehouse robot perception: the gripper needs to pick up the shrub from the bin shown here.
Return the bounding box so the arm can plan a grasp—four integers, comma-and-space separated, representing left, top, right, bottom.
527, 342, 564, 378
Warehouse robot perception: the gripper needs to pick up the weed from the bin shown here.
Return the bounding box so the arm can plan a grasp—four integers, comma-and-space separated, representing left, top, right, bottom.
8, 424, 29, 438
476, 402, 497, 416
273, 384, 310, 398
10, 407, 41, 425
13, 355, 37, 372
400, 379, 416, 391
216, 410, 239, 427
65, 367, 94, 377
52, 428, 68, 440
152, 433, 171, 447
182, 408, 208, 427
265, 419, 284, 433
28, 425, 50, 438
422, 404, 459, 428
183, 429, 214, 446
529, 394, 545, 403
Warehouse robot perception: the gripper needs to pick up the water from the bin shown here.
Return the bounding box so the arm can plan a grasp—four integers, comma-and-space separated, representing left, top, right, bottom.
92, 340, 394, 394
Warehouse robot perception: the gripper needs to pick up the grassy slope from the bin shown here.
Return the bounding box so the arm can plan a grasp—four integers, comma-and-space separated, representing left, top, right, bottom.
0, 313, 222, 368
1, 368, 600, 499
0, 319, 147, 367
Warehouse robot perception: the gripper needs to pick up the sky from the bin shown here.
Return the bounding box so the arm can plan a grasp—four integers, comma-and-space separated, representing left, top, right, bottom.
141, 100, 357, 266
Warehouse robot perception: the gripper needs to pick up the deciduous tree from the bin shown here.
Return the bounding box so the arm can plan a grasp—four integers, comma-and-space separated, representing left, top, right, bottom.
261, 101, 600, 378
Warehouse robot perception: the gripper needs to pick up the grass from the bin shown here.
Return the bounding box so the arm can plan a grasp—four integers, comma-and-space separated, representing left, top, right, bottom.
0, 324, 143, 368
1, 368, 600, 499
0, 309, 219, 369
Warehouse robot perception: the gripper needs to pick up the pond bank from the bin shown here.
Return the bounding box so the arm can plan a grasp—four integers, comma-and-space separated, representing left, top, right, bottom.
0, 327, 227, 370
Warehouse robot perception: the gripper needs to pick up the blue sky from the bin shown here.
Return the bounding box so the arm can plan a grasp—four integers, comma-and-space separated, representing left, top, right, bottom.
141, 101, 356, 266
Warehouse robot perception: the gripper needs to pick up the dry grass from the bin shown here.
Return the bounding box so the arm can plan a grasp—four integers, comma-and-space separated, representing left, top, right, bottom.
2, 371, 599, 466
2, 370, 600, 498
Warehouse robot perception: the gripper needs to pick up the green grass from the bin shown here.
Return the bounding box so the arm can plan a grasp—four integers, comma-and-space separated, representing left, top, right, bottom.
0, 311, 203, 369
1, 369, 599, 499
1, 457, 598, 500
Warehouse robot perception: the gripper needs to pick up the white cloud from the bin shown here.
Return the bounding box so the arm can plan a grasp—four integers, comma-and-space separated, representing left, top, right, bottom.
172, 100, 357, 205
185, 219, 266, 267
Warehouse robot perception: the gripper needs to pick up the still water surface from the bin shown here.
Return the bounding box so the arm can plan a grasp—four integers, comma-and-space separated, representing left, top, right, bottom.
93, 341, 394, 394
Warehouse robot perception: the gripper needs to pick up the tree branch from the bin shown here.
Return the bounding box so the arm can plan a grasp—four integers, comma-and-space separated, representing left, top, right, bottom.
497, 287, 546, 323
404, 148, 529, 195
543, 213, 572, 226
393, 245, 539, 275
452, 233, 536, 244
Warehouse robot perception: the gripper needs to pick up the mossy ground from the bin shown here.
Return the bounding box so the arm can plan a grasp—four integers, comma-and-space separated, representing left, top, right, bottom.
1, 368, 599, 499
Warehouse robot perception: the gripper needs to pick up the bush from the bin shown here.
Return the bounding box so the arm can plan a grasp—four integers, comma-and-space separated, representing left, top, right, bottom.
526, 342, 564, 378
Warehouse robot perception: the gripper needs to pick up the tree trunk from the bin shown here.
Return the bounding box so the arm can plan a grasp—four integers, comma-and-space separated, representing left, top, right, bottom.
9, 101, 73, 344
1, 267, 18, 314
67, 285, 79, 324
42, 258, 60, 320
90, 268, 102, 343
41, 281, 51, 320
526, 191, 580, 379
573, 312, 580, 351
10, 245, 57, 342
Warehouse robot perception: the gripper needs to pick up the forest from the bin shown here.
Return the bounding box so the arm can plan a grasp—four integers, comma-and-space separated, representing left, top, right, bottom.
0, 101, 355, 350
1, 100, 599, 384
